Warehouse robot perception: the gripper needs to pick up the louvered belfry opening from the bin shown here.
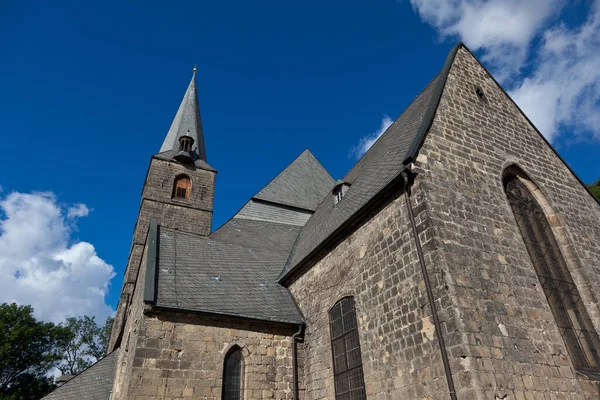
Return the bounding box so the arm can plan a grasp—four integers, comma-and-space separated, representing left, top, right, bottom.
172, 175, 191, 200
504, 175, 600, 372
222, 347, 243, 400
179, 134, 194, 152
329, 297, 367, 400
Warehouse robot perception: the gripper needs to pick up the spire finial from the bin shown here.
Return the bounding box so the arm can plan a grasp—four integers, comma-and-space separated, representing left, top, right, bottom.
193, 64, 197, 73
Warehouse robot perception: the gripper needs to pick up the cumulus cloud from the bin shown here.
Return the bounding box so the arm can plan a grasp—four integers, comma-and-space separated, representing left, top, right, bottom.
511, 2, 600, 141
410, 0, 600, 142
351, 115, 393, 158
0, 191, 115, 323
410, 0, 563, 79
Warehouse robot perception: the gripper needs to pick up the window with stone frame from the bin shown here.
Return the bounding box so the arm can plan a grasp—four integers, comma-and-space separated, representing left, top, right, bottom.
504, 174, 600, 372
222, 347, 243, 400
172, 175, 191, 200
329, 297, 367, 400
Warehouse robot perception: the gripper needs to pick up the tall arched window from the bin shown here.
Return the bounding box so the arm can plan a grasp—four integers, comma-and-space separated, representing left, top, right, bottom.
222, 347, 243, 400
329, 297, 366, 400
172, 175, 191, 200
504, 173, 600, 372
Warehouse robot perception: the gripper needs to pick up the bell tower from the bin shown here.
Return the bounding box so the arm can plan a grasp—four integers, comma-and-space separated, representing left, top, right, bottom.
108, 69, 216, 350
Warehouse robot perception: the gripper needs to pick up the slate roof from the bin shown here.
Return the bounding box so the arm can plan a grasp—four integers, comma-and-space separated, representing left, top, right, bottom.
154, 220, 304, 323
155, 71, 214, 170
254, 149, 335, 211
279, 74, 443, 281
42, 349, 119, 400
148, 149, 334, 324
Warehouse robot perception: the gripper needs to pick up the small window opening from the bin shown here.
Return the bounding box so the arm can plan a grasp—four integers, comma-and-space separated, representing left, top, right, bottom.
333, 181, 350, 205
179, 134, 194, 152
335, 190, 343, 203
475, 86, 486, 101
172, 175, 191, 200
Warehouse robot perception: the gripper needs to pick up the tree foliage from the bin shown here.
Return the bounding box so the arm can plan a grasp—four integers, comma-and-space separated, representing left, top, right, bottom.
55, 315, 114, 375
587, 177, 600, 200
0, 303, 64, 399
0, 303, 113, 400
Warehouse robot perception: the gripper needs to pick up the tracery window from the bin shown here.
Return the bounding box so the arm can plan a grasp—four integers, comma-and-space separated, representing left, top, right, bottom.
222, 347, 243, 400
504, 174, 600, 372
329, 297, 366, 400
172, 175, 191, 200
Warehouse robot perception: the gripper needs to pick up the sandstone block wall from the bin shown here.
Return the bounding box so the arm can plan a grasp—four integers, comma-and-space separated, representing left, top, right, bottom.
288, 191, 457, 399
415, 46, 600, 398
109, 157, 215, 352
141, 158, 215, 219
112, 241, 151, 400
126, 313, 298, 400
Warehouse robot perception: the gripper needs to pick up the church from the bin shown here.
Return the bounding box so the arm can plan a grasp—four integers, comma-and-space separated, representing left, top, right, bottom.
43, 43, 600, 399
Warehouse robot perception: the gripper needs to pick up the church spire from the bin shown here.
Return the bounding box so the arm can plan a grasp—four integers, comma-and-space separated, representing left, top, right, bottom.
158, 69, 208, 165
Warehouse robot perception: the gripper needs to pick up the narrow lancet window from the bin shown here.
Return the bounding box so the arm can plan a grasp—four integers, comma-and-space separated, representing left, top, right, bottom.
504, 174, 600, 372
172, 175, 191, 200
222, 347, 243, 400
329, 297, 366, 400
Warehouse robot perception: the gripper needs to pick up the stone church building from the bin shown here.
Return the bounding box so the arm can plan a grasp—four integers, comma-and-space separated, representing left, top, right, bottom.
43, 43, 600, 399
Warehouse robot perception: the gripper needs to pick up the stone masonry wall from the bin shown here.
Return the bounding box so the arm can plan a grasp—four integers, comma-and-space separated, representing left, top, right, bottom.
142, 158, 215, 216
109, 157, 216, 352
288, 190, 459, 399
414, 46, 600, 398
112, 241, 150, 400
126, 312, 298, 400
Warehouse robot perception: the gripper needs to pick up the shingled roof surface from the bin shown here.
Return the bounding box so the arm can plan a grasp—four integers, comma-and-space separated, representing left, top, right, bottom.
254, 149, 335, 211
42, 349, 119, 400
155, 219, 304, 323
280, 75, 441, 281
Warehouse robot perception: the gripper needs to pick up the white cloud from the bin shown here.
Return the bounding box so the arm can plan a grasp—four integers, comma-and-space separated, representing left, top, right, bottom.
67, 203, 90, 219
0, 191, 115, 323
410, 0, 563, 79
351, 115, 394, 158
510, 2, 600, 141
410, 0, 600, 141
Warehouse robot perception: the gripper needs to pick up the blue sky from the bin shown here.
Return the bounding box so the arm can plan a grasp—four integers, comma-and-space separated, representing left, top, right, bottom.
1, 0, 599, 322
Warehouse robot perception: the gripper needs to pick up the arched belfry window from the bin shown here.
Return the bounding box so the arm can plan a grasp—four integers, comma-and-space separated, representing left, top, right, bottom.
222, 346, 243, 400
329, 297, 366, 400
504, 173, 600, 372
172, 175, 191, 200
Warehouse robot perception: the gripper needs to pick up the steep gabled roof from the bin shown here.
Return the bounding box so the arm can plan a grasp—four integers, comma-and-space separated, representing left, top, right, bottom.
278, 74, 442, 282
42, 349, 119, 400
153, 221, 304, 324
146, 149, 335, 324
253, 149, 335, 211
279, 42, 600, 283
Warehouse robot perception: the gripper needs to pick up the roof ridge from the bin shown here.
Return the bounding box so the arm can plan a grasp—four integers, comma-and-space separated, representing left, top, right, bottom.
252, 148, 334, 211
278, 43, 465, 284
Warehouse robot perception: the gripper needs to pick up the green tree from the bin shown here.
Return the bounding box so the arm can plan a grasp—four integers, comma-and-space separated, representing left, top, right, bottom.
0, 303, 64, 400
587, 177, 600, 200
55, 315, 114, 375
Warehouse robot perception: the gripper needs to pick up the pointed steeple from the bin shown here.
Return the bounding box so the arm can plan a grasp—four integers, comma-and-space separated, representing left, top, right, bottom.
156, 69, 213, 170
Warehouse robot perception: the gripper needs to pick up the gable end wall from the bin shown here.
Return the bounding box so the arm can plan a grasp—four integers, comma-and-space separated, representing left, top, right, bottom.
416, 46, 600, 398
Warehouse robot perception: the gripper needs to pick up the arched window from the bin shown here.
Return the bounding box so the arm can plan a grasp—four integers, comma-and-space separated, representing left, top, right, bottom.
172, 175, 191, 200
504, 173, 600, 371
222, 347, 243, 400
329, 297, 366, 400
